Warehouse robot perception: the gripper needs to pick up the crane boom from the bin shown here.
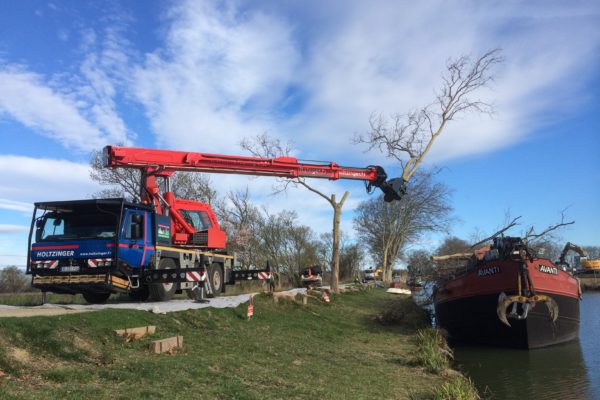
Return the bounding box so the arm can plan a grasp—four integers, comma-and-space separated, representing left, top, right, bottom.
103, 145, 406, 202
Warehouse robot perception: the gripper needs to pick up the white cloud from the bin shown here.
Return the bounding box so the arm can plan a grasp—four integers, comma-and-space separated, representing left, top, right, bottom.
0, 155, 100, 203
132, 0, 299, 153
126, 0, 600, 172
0, 15, 133, 153
0, 67, 108, 152
289, 0, 600, 164
0, 236, 27, 267
0, 224, 29, 234
1, 0, 598, 244
76, 22, 134, 146
0, 199, 32, 213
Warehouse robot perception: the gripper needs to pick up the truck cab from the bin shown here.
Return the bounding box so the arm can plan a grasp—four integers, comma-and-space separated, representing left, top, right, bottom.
28, 198, 155, 303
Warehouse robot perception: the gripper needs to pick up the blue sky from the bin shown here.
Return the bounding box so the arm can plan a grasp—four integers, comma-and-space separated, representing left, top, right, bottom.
0, 0, 599, 267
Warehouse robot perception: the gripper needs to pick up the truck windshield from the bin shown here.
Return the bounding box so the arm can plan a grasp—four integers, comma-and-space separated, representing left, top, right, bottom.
179, 210, 213, 230
36, 204, 120, 242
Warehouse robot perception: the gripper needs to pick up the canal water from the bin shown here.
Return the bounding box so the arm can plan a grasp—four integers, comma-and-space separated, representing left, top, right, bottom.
452, 291, 600, 399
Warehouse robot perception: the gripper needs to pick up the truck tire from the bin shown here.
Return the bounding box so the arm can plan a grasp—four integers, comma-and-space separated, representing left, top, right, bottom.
149, 258, 178, 301
82, 291, 111, 304
207, 263, 223, 298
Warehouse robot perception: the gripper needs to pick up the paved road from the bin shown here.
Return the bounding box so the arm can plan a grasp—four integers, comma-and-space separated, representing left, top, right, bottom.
0, 288, 309, 318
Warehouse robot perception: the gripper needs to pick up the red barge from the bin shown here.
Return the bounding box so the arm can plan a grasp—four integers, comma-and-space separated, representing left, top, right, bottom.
434, 237, 581, 349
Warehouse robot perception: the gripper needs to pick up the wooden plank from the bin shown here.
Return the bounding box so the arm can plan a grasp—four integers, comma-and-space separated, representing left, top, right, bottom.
150, 336, 183, 354
115, 325, 156, 341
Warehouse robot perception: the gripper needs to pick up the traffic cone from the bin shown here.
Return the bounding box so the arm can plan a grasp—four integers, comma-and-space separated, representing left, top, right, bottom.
247, 295, 254, 319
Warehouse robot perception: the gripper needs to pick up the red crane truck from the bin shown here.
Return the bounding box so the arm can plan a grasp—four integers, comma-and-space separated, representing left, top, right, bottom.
26, 145, 404, 303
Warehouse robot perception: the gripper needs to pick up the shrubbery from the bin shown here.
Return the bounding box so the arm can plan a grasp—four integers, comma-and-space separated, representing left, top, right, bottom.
0, 266, 30, 293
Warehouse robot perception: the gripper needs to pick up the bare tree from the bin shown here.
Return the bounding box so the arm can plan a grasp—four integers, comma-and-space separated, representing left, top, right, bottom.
240, 133, 349, 293
354, 170, 452, 283
523, 211, 575, 243
253, 208, 319, 285
89, 149, 217, 203
339, 243, 365, 281
470, 216, 521, 249
436, 236, 472, 256
216, 188, 262, 267
0, 266, 30, 293
90, 149, 140, 199
407, 250, 434, 282
583, 246, 600, 260
318, 232, 365, 280
470, 212, 575, 257
356, 49, 503, 183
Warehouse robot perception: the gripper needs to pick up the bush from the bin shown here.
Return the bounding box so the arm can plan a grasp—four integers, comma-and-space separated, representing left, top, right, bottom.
376, 296, 431, 328
0, 266, 31, 293
415, 328, 452, 374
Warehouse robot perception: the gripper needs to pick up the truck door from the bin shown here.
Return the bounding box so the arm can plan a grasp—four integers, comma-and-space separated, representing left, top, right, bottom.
119, 209, 146, 269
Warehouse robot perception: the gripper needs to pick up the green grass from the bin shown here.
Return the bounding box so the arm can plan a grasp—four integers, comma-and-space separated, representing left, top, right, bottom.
0, 289, 460, 399
433, 376, 481, 400
0, 292, 86, 306
415, 328, 452, 375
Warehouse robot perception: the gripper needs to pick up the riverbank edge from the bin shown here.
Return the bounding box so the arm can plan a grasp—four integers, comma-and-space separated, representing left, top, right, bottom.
0, 288, 475, 399
377, 293, 481, 399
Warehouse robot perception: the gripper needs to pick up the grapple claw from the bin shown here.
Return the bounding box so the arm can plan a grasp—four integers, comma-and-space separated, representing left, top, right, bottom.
543, 296, 559, 322
497, 293, 512, 327
497, 293, 559, 326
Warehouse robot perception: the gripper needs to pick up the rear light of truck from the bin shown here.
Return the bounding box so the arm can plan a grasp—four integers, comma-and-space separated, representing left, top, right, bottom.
31, 260, 59, 269
87, 258, 113, 268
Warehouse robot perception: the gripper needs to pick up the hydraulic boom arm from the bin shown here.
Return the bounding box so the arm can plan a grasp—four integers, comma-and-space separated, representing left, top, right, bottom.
103, 145, 406, 202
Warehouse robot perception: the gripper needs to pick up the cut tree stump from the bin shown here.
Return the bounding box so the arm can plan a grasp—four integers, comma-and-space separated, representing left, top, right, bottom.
150, 336, 183, 354
115, 325, 156, 341
272, 292, 296, 302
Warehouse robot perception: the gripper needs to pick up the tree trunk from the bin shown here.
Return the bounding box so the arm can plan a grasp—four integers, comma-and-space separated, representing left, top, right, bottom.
383, 249, 393, 285
384, 263, 393, 285
381, 250, 388, 285
331, 203, 341, 294
330, 191, 349, 294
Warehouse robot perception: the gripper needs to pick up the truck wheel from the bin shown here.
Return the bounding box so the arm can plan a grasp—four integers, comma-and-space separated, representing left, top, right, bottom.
207, 263, 223, 298
82, 291, 111, 304
149, 258, 178, 301
128, 284, 150, 301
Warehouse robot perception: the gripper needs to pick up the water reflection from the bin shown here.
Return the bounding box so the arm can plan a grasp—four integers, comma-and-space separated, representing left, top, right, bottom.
579, 292, 600, 400
413, 284, 600, 399
454, 340, 592, 399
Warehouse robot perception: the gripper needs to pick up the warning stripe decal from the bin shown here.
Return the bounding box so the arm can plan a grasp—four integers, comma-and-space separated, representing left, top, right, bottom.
185, 271, 207, 282
257, 272, 272, 280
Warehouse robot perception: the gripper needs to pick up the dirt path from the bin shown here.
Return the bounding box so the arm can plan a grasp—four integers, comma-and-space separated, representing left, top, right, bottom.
0, 288, 309, 318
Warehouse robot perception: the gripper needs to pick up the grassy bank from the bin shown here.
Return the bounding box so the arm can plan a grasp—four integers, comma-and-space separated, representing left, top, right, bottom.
0, 289, 470, 399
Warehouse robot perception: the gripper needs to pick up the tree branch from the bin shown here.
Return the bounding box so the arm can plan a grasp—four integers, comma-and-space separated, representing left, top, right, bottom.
356, 49, 503, 185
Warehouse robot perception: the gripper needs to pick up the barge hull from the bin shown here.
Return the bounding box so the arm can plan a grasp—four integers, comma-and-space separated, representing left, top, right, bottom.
435, 292, 579, 349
